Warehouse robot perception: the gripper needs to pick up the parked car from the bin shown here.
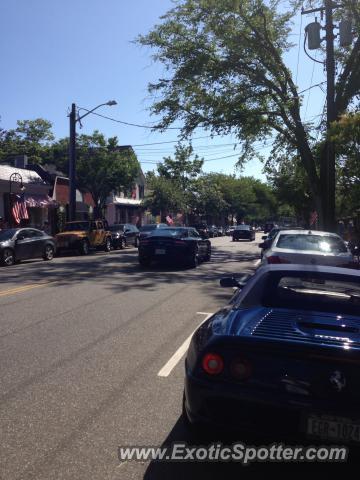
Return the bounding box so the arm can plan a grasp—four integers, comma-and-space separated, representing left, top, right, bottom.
108, 223, 139, 249
138, 227, 211, 268
225, 226, 235, 236
183, 264, 360, 443
189, 224, 210, 239
138, 224, 168, 240
232, 225, 256, 241
261, 229, 357, 268
216, 226, 225, 236
0, 228, 56, 266
208, 225, 219, 238
264, 222, 277, 234
55, 220, 112, 255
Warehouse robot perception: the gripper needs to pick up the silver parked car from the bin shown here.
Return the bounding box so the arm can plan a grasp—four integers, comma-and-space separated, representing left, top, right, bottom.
261, 229, 357, 269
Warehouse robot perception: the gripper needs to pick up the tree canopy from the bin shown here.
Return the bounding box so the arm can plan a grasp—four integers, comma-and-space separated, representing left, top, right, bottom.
137, 0, 360, 230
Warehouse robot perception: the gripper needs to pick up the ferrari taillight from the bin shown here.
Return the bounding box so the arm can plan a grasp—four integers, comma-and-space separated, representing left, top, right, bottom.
202, 353, 224, 375
230, 358, 252, 380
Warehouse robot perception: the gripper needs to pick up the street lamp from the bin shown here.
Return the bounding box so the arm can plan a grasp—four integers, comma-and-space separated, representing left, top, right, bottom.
9, 172, 25, 194
68, 100, 117, 221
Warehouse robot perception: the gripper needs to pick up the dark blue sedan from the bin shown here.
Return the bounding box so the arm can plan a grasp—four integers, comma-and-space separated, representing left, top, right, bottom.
183, 265, 360, 444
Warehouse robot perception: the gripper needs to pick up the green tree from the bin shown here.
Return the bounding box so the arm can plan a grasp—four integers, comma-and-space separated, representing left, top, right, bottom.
137, 0, 360, 230
0, 118, 54, 164
144, 143, 204, 218
50, 131, 140, 217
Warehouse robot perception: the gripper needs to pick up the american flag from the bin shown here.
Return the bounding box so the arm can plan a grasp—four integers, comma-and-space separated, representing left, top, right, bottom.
12, 196, 29, 224
166, 215, 174, 225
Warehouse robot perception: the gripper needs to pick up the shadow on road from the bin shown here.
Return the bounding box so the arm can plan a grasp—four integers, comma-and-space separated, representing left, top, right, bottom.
143, 416, 354, 479
0, 245, 260, 303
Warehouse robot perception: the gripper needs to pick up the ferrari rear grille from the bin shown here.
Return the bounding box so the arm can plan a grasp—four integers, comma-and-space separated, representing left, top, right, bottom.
251, 310, 360, 349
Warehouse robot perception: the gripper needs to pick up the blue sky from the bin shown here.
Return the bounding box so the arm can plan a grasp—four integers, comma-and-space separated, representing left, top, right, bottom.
0, 0, 326, 179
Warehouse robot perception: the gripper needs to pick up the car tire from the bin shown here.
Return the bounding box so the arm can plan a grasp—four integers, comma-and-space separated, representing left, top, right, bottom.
188, 248, 199, 268
79, 239, 90, 255
139, 257, 151, 267
43, 244, 54, 261
2, 248, 15, 266
104, 237, 111, 252
204, 246, 211, 262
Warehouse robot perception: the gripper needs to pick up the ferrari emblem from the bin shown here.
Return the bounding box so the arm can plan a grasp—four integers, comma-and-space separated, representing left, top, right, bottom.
330, 370, 346, 392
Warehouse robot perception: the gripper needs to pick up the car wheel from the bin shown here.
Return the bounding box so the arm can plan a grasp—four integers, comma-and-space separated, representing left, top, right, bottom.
104, 237, 111, 252
43, 244, 54, 261
79, 239, 90, 255
204, 246, 211, 262
2, 248, 15, 266
188, 248, 199, 268
139, 257, 151, 267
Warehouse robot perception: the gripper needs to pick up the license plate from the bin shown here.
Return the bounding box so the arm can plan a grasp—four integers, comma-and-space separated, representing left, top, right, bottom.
306, 415, 360, 443
155, 248, 166, 255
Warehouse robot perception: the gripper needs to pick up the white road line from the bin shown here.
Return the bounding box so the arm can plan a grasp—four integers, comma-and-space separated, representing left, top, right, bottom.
253, 259, 261, 267
157, 312, 213, 377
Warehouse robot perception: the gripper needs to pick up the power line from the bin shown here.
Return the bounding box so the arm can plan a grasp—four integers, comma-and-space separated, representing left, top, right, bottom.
78, 108, 183, 130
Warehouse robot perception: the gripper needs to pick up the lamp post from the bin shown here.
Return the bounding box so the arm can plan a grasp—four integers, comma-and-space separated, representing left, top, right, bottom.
9, 172, 25, 194
9, 172, 25, 227
68, 100, 117, 221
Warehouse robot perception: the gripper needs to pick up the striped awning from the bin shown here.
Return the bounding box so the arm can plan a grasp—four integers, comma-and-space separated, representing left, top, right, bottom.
24, 194, 57, 208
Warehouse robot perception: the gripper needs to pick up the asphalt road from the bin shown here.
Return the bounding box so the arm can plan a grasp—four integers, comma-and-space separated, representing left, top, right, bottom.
0, 234, 351, 478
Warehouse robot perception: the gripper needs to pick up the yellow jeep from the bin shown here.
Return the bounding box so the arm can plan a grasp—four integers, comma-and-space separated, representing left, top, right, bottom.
55, 220, 112, 255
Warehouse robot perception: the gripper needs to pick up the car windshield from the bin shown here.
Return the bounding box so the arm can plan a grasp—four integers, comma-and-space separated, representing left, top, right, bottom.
235, 225, 250, 230
276, 234, 348, 253
108, 225, 125, 232
261, 272, 360, 316
63, 222, 90, 231
0, 229, 17, 241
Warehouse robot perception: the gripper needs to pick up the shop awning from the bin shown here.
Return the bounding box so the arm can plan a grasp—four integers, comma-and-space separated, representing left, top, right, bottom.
24, 194, 57, 208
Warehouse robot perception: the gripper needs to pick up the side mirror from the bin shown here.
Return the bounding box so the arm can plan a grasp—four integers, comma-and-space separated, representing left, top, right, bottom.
220, 277, 241, 288
262, 235, 268, 240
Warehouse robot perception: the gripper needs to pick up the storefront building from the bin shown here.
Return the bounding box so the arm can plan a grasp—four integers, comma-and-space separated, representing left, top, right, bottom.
0, 165, 56, 229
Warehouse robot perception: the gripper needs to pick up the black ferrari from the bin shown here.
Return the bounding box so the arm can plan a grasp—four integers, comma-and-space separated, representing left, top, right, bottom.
0, 228, 56, 266
183, 264, 360, 444
138, 227, 211, 268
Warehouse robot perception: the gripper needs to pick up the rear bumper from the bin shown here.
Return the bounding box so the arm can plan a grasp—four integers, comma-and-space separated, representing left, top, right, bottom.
184, 371, 359, 441
139, 247, 192, 264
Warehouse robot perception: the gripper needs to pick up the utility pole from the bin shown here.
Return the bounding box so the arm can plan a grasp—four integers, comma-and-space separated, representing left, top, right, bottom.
324, 0, 336, 232
67, 100, 117, 222
302, 2, 353, 231
69, 103, 77, 222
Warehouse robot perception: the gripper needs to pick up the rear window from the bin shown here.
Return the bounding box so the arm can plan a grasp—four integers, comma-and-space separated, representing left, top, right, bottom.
262, 272, 360, 316
151, 228, 185, 237
276, 234, 347, 253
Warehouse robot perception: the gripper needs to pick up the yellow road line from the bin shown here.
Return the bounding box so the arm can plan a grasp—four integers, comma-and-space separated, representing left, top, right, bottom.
0, 282, 56, 297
